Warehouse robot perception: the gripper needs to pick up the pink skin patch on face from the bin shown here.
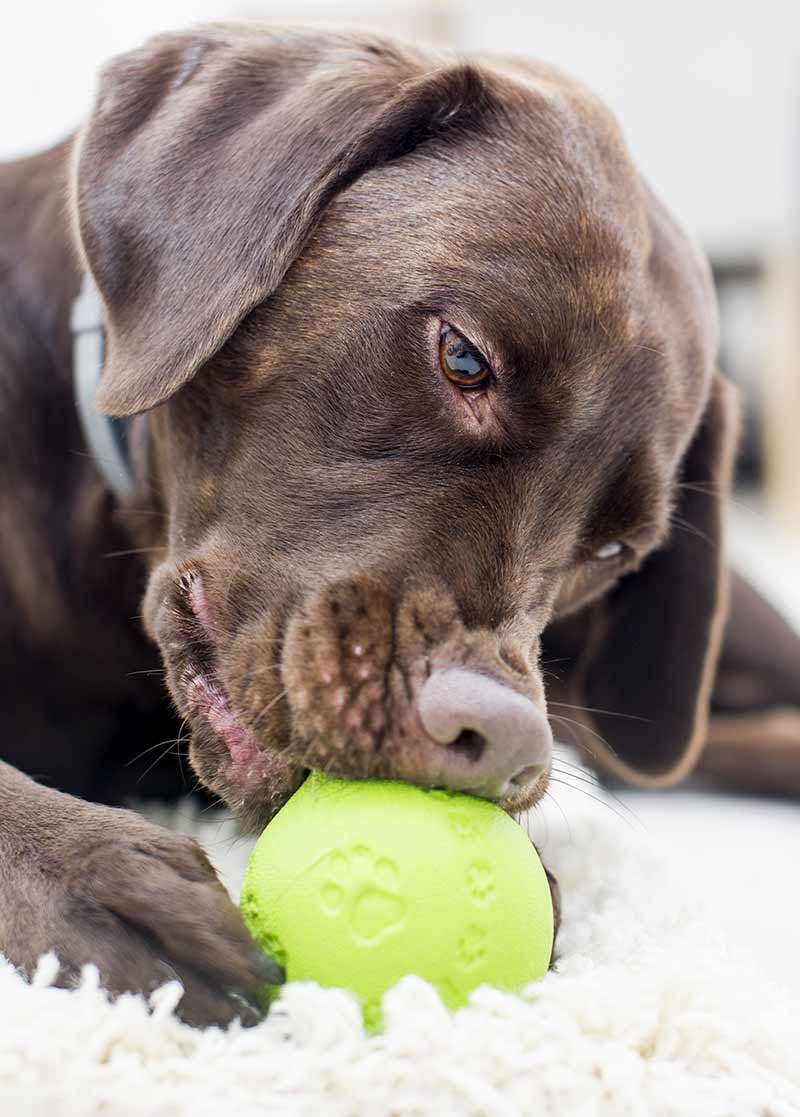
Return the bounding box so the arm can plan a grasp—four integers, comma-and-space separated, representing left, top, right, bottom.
184, 671, 276, 788
181, 570, 287, 791
188, 574, 215, 637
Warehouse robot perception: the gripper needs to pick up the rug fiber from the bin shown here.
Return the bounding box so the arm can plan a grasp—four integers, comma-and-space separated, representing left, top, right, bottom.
2, 777, 799, 1117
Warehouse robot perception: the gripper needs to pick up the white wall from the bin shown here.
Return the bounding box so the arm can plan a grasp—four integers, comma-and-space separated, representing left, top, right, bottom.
0, 0, 438, 158
453, 0, 799, 256
0, 0, 231, 159
2, 0, 797, 255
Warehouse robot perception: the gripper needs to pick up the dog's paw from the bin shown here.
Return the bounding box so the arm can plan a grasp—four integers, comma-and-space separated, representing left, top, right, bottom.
5, 799, 282, 1028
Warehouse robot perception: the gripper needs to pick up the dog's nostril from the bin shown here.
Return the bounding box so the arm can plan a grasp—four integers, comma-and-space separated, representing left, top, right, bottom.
510, 764, 541, 787
447, 729, 486, 764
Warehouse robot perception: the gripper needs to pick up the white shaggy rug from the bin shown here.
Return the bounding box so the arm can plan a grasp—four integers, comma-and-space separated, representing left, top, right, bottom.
2, 773, 800, 1117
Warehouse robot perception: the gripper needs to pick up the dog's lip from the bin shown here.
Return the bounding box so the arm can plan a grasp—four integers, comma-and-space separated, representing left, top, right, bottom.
174, 569, 280, 782
182, 667, 259, 764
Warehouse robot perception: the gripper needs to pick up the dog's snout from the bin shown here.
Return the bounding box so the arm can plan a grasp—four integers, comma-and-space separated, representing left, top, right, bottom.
416, 669, 552, 799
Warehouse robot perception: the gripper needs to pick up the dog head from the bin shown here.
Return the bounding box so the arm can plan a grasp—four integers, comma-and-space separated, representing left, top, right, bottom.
72, 26, 737, 829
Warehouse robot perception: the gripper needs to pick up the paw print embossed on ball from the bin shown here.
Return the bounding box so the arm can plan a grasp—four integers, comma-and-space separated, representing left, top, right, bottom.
320, 845, 406, 945
466, 862, 497, 907
241, 772, 553, 1028
428, 791, 482, 841
446, 808, 482, 841
457, 924, 488, 969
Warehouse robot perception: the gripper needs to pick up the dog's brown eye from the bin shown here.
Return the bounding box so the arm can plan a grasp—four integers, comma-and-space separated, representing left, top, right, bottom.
439, 325, 491, 388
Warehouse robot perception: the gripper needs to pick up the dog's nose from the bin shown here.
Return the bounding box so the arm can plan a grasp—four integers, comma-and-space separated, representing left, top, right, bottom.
416, 668, 552, 799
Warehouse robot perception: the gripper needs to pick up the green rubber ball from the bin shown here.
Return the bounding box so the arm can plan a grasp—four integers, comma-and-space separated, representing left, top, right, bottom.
241, 771, 553, 1028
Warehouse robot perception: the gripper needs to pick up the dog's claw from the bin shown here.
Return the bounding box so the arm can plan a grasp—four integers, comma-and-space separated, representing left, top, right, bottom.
250, 948, 285, 986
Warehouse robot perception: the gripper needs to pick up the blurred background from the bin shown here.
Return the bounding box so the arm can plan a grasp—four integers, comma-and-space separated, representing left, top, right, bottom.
3, 2, 799, 987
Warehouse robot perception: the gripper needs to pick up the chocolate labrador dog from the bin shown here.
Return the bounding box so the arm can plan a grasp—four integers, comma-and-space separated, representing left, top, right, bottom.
2, 24, 799, 1027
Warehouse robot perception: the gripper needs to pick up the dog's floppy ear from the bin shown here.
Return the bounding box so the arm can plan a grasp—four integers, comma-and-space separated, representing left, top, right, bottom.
543, 374, 739, 786
72, 28, 493, 416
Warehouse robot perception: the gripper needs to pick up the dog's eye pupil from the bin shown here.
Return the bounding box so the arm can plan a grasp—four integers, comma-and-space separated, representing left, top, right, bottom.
445, 340, 482, 377
439, 325, 490, 387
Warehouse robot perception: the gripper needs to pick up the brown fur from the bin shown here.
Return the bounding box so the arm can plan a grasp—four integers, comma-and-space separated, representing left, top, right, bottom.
1, 23, 799, 1027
